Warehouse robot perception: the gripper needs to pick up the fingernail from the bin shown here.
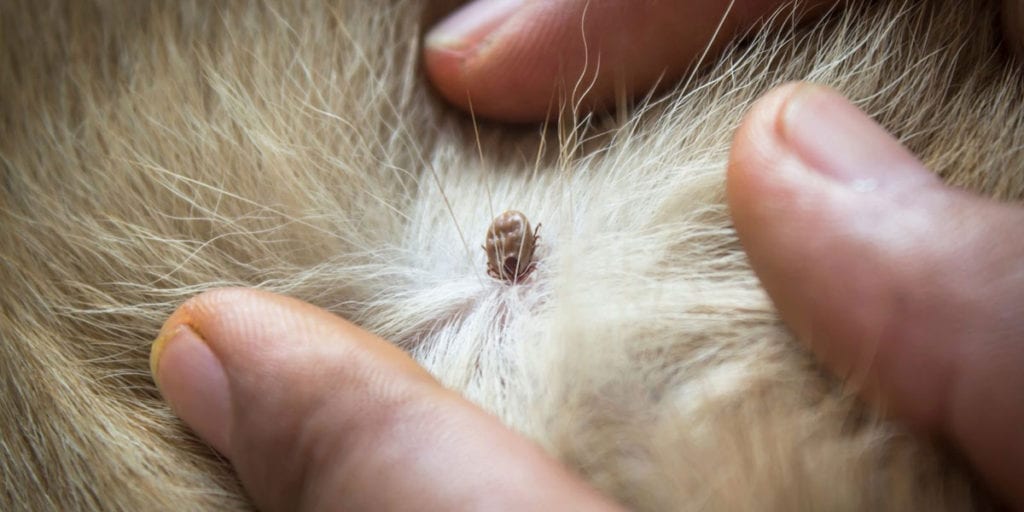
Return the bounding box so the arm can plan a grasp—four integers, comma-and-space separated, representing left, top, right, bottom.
151, 324, 232, 454
780, 84, 935, 190
150, 328, 172, 385
425, 0, 523, 52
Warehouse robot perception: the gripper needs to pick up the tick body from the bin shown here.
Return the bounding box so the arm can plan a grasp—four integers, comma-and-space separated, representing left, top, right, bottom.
484, 210, 540, 283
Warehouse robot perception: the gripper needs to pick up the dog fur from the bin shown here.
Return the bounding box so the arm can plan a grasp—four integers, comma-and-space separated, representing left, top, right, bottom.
1, 0, 1021, 509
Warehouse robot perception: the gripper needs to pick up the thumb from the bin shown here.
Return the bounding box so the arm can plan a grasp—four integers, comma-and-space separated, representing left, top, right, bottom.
727, 83, 1024, 508
424, 0, 840, 123
150, 288, 621, 511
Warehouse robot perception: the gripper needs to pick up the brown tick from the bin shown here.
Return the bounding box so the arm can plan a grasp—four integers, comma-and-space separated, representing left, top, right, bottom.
484, 210, 540, 283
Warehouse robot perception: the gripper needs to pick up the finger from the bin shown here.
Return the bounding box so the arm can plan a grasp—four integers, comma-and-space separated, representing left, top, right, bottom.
727, 83, 1024, 508
423, 0, 840, 122
150, 288, 621, 511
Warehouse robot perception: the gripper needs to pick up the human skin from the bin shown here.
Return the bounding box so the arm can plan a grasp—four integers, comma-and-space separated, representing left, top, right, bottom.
150, 1, 1024, 510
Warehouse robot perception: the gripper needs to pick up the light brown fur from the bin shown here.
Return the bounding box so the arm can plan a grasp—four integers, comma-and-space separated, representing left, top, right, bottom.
1, 0, 1021, 510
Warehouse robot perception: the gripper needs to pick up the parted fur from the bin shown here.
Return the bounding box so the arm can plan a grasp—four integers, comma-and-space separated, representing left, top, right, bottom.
2, 0, 1022, 510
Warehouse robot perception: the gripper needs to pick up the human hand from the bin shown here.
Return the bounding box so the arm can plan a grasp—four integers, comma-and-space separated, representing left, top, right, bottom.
149, 289, 624, 511
728, 82, 1024, 510
424, 0, 1024, 122
423, 0, 842, 122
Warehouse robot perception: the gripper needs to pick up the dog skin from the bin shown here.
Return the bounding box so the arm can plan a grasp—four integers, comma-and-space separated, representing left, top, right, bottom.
1, 0, 1021, 510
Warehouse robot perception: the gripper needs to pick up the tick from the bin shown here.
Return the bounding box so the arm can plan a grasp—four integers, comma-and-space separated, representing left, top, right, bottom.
484, 210, 540, 283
